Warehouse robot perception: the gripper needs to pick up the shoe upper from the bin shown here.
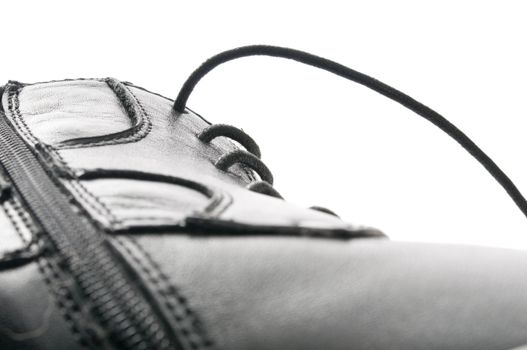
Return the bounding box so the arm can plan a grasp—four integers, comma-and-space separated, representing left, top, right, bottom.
1, 78, 527, 350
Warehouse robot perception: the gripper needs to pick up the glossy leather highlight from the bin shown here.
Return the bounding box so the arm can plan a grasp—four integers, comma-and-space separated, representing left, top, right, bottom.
2, 78, 527, 350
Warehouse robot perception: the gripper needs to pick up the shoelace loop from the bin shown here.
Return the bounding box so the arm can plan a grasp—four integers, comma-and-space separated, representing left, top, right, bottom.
197, 123, 280, 198
215, 149, 273, 184
174, 45, 527, 221
199, 124, 261, 158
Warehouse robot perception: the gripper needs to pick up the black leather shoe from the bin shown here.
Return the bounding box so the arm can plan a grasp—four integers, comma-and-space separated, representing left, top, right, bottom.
2, 46, 527, 350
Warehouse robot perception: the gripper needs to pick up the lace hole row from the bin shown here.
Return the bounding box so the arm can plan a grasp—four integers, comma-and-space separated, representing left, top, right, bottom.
197, 124, 279, 197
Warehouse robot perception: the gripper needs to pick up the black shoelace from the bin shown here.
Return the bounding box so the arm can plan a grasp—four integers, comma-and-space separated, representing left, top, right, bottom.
173, 45, 527, 220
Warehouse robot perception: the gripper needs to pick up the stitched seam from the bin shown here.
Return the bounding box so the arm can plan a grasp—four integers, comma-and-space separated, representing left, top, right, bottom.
68, 179, 122, 227
7, 80, 193, 348
72, 169, 232, 227
125, 83, 152, 140
47, 159, 119, 230
125, 81, 255, 184
52, 153, 121, 227
13, 77, 105, 87
113, 237, 199, 349
121, 237, 216, 350
123, 82, 176, 103
56, 78, 152, 149
0, 201, 39, 265
8, 85, 40, 145
37, 257, 94, 349
2, 198, 93, 348
121, 83, 211, 126
5, 85, 105, 348
3, 199, 32, 244
123, 81, 254, 183
8, 85, 120, 228
43, 151, 121, 229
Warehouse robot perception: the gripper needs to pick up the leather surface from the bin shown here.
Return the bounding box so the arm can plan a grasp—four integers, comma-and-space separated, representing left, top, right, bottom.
16, 79, 130, 145
0, 262, 80, 350
2, 77, 527, 350
0, 202, 29, 254
3, 79, 380, 236
79, 177, 211, 228
136, 235, 527, 350
0, 178, 87, 349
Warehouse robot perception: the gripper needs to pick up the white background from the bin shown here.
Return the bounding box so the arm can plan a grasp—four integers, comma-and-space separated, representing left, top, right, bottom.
3, 1, 527, 249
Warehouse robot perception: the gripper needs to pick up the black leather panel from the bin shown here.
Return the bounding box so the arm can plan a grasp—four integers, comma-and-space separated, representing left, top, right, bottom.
136, 234, 527, 350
